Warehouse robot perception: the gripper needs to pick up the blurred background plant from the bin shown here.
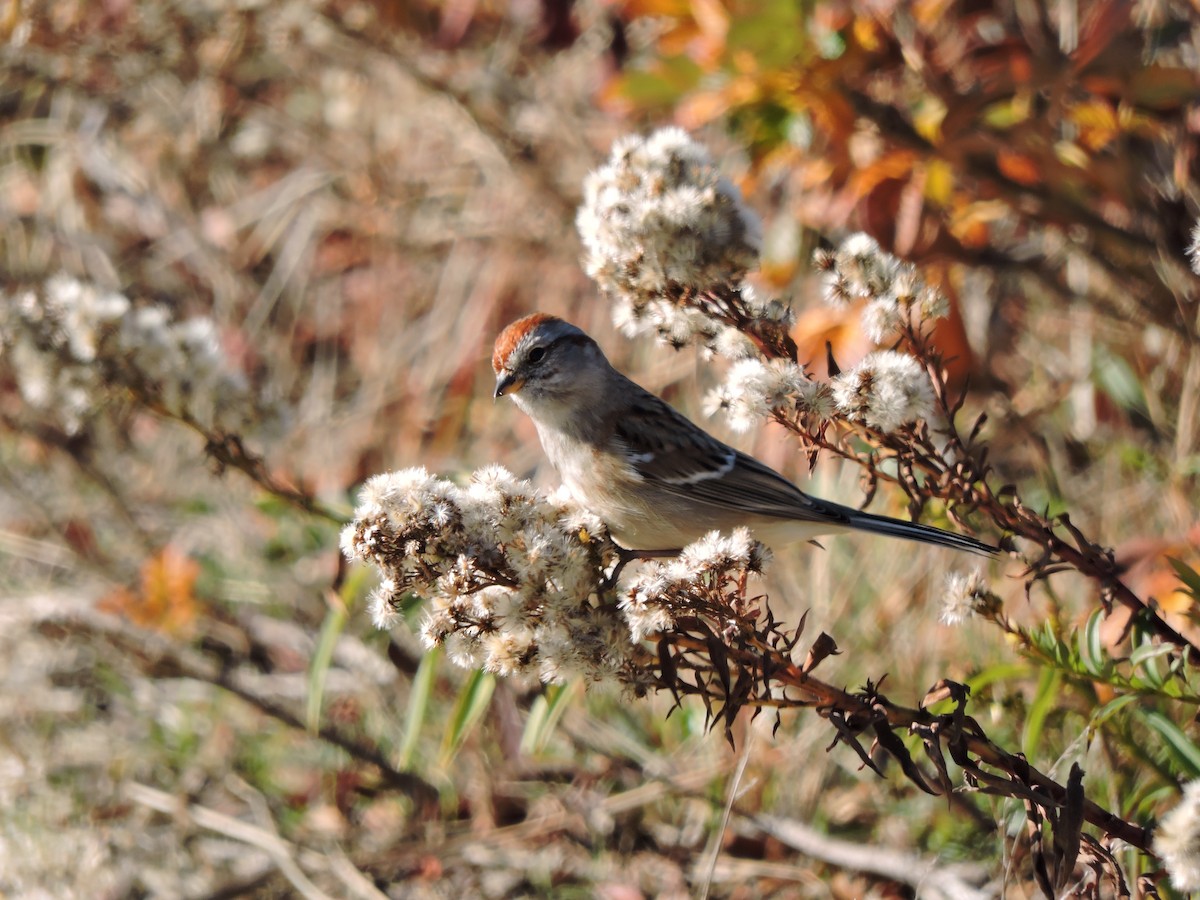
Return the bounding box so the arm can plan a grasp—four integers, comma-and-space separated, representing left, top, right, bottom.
2, 0, 1199, 897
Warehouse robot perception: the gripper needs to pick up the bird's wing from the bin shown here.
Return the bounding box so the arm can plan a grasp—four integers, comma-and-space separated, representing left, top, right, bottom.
610, 391, 854, 526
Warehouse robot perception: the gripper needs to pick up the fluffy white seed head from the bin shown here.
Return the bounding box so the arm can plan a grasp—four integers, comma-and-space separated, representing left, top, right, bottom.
704, 357, 810, 433
1156, 780, 1200, 892
345, 471, 773, 693
343, 465, 647, 687
1188, 220, 1200, 277
621, 528, 768, 644
817, 235, 950, 340
831, 350, 934, 432
0, 275, 258, 435
939, 569, 996, 625
577, 129, 765, 354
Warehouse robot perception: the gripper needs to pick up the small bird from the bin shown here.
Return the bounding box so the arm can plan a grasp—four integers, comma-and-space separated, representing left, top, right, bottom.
493, 313, 996, 560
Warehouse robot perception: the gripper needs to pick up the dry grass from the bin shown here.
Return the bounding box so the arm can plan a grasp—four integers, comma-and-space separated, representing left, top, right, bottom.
1, 1, 1197, 897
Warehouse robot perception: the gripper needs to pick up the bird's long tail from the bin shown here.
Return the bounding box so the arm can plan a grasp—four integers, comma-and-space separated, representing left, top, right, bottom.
842, 507, 998, 556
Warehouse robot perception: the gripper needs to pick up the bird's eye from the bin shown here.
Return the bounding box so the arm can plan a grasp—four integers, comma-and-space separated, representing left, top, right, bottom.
527, 346, 547, 364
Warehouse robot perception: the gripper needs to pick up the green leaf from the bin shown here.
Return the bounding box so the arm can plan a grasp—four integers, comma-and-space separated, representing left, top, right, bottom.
1168, 557, 1200, 600
981, 98, 1030, 129
1078, 610, 1110, 678
1022, 668, 1061, 759
1140, 709, 1200, 778
618, 55, 704, 107
306, 601, 348, 733
1129, 640, 1177, 669
398, 646, 440, 770
965, 661, 1032, 695
1088, 692, 1140, 731
439, 669, 495, 767
1093, 345, 1148, 416
520, 682, 576, 756
1130, 640, 1171, 690
726, 0, 807, 67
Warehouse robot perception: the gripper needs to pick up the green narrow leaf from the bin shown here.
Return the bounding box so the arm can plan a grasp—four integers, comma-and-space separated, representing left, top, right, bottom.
520, 681, 576, 755
306, 602, 348, 733
1023, 668, 1061, 759
1140, 709, 1200, 778
439, 669, 495, 767
397, 646, 440, 770
1088, 692, 1141, 731
1079, 610, 1105, 677
1130, 640, 1177, 670
1167, 557, 1200, 599
1132, 643, 1169, 690
965, 661, 1032, 695
1093, 345, 1148, 416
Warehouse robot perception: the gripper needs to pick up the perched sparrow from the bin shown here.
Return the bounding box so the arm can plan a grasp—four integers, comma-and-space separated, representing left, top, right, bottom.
493, 313, 995, 557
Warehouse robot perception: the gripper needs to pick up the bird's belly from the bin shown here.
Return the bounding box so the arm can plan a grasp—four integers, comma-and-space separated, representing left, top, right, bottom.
545, 443, 687, 549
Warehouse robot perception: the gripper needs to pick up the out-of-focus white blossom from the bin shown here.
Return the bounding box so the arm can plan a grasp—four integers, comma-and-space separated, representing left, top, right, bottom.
831, 350, 934, 432
832, 232, 894, 299
1188, 220, 1200, 276
1156, 780, 1200, 892
704, 357, 811, 433
0, 274, 257, 435
578, 129, 778, 356
817, 233, 950, 341
938, 569, 996, 625
711, 325, 759, 361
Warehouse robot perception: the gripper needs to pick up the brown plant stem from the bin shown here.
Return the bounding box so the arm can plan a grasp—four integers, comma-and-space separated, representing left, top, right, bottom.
653, 627, 1153, 853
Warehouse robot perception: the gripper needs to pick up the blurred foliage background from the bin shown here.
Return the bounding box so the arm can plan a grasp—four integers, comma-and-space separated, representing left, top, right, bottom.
1, 0, 1199, 896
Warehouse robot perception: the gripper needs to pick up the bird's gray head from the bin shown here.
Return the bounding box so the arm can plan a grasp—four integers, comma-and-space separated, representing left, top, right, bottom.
492, 313, 608, 407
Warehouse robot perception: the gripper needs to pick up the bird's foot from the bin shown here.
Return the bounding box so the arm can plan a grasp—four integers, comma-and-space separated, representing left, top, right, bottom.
600, 547, 682, 593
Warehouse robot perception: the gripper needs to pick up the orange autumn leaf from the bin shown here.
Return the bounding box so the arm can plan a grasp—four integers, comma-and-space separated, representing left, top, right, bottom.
98, 547, 201, 636
996, 150, 1041, 186
948, 199, 1009, 249
851, 14, 883, 52
790, 303, 873, 379
846, 149, 920, 202
1069, 100, 1119, 152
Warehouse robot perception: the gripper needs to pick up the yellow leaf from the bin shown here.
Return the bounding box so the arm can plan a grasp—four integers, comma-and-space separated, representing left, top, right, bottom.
1069, 100, 1118, 151
852, 14, 882, 52
924, 159, 954, 206
1054, 141, 1090, 169
913, 97, 947, 144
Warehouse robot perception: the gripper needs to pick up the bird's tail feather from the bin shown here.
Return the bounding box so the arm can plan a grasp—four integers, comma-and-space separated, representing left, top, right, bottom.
843, 509, 997, 556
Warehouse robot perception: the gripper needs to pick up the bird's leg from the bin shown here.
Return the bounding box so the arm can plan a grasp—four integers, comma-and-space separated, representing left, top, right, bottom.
601, 546, 682, 593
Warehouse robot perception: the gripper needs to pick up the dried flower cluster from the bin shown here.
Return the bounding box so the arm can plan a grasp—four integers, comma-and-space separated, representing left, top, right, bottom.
1155, 780, 1200, 892
703, 357, 828, 434
697, 230, 945, 436
341, 466, 777, 691
622, 528, 769, 641
703, 331, 934, 436
0, 274, 255, 435
577, 128, 782, 355
340, 465, 644, 685
594, 176, 951, 438
815, 232, 950, 342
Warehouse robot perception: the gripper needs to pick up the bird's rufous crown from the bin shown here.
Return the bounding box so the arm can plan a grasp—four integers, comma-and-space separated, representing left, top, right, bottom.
492, 313, 561, 373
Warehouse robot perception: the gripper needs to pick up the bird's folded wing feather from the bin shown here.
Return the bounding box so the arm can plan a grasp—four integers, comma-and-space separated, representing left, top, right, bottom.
610, 392, 855, 526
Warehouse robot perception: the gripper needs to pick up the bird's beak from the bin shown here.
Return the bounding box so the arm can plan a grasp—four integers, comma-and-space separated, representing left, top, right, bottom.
494, 371, 524, 399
